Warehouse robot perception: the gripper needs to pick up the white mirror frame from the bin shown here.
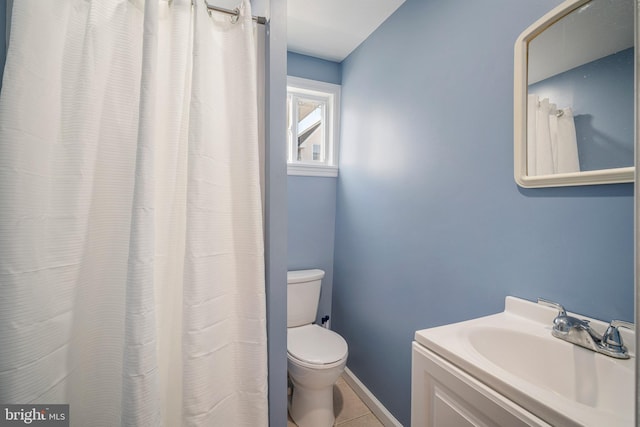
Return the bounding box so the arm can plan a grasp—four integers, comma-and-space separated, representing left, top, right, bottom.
514, 0, 635, 188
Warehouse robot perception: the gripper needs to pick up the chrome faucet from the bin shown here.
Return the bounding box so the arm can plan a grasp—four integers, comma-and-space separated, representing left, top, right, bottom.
537, 298, 634, 359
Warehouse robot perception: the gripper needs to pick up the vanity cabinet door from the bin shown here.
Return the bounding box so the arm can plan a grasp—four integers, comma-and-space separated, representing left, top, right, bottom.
411, 343, 550, 427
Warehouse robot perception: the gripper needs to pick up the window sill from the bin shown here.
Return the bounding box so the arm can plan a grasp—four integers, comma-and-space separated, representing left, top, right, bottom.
287, 163, 338, 178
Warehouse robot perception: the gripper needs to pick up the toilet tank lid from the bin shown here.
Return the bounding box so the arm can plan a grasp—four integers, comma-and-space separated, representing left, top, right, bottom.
287, 269, 325, 284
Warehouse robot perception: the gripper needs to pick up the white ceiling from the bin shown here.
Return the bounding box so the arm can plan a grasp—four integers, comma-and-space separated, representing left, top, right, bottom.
287, 0, 406, 63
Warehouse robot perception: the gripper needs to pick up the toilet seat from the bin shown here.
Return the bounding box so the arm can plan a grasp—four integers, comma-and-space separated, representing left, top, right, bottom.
287, 324, 348, 367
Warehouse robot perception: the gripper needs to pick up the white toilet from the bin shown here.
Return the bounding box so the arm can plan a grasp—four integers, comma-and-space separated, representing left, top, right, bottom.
287, 269, 348, 427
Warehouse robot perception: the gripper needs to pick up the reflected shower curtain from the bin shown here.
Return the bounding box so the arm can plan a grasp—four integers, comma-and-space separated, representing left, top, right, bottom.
527, 94, 580, 175
0, 1, 268, 425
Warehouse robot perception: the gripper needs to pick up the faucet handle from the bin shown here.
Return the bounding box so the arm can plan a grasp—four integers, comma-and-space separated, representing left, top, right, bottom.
603, 320, 634, 349
537, 298, 567, 317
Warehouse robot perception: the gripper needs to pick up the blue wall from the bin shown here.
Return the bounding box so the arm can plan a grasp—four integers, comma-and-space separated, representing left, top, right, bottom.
288, 51, 341, 85
333, 0, 634, 425
265, 0, 289, 424
287, 52, 341, 323
529, 47, 634, 171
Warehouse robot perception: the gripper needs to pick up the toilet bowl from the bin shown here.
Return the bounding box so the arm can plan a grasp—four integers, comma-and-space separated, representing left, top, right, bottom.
287, 270, 348, 427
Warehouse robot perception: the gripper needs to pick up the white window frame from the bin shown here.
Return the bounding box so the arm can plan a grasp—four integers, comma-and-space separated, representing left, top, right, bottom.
287, 76, 341, 177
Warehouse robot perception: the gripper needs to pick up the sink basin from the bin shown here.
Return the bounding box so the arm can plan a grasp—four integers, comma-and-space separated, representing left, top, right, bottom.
414, 297, 635, 427
467, 327, 634, 412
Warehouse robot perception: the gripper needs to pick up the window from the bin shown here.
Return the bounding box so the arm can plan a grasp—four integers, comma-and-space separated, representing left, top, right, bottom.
287, 76, 340, 177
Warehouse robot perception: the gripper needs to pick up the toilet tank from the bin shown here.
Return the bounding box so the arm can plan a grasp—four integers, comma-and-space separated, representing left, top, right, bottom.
287, 269, 325, 328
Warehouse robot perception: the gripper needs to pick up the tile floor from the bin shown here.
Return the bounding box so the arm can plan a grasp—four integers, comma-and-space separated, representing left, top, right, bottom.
287, 375, 384, 427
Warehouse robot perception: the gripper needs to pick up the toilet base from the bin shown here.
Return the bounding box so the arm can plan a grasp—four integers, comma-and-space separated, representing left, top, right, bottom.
288, 380, 335, 427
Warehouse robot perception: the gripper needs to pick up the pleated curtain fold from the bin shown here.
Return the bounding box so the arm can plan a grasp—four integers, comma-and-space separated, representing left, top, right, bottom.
527, 94, 580, 176
0, 1, 268, 425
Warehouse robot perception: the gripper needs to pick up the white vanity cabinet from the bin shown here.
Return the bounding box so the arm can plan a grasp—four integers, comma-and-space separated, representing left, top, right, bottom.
411, 342, 550, 427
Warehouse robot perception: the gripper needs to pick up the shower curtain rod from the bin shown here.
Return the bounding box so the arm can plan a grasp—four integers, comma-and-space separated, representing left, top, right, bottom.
206, 4, 267, 25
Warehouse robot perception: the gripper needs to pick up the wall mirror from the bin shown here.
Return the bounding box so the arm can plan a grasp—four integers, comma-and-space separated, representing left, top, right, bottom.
514, 0, 634, 188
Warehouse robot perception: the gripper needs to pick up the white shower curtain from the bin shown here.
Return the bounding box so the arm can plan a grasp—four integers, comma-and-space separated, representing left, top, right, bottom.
527, 94, 580, 176
0, 1, 268, 426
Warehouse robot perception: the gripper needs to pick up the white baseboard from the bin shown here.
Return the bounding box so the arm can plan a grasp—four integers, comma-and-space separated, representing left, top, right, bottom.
342, 367, 403, 427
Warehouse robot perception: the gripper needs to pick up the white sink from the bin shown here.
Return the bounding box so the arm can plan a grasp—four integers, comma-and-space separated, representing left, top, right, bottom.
468, 326, 633, 412
414, 297, 635, 427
